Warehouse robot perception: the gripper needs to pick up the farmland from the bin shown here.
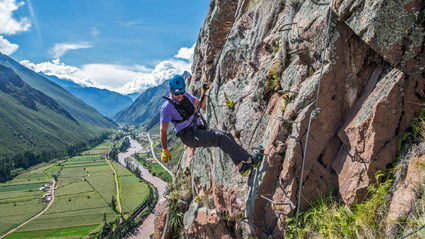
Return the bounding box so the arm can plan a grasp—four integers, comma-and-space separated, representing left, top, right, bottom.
1, 141, 150, 238
115, 162, 150, 214
0, 163, 52, 236
133, 151, 173, 182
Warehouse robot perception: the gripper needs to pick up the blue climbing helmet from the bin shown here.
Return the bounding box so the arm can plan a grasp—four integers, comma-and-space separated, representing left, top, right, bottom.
169, 75, 185, 94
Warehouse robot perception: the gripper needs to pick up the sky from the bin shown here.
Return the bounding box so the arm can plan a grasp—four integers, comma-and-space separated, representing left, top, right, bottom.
0, 0, 210, 95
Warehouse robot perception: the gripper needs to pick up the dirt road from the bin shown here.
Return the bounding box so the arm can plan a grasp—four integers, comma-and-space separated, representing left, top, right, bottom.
0, 179, 56, 239
106, 159, 122, 215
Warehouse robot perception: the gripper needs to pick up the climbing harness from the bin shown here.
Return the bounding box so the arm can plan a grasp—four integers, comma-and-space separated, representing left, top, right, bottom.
293, 0, 335, 238
180, 83, 210, 140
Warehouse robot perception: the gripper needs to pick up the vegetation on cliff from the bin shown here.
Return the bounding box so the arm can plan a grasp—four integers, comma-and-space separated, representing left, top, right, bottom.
285, 108, 425, 238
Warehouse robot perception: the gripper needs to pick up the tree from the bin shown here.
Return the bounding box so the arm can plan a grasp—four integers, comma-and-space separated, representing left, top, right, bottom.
111, 196, 117, 212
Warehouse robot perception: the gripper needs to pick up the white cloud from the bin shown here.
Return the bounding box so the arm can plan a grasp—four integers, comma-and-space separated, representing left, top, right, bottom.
20, 58, 99, 88
116, 59, 191, 94
0, 0, 31, 35
0, 35, 19, 55
0, 0, 31, 55
90, 28, 99, 37
174, 43, 195, 61
50, 42, 92, 58
20, 45, 194, 95
72, 63, 153, 89
119, 20, 145, 27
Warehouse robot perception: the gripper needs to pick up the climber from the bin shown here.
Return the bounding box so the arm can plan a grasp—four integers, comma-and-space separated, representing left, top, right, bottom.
159, 75, 264, 176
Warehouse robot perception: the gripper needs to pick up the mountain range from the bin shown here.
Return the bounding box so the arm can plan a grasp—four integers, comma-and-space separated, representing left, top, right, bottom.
0, 64, 93, 157
40, 73, 134, 117
0, 53, 117, 129
112, 71, 190, 125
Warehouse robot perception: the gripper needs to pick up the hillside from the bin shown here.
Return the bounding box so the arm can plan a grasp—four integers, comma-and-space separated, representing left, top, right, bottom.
0, 53, 118, 129
0, 65, 92, 157
112, 71, 190, 125
154, 0, 425, 238
41, 73, 133, 117
112, 80, 169, 125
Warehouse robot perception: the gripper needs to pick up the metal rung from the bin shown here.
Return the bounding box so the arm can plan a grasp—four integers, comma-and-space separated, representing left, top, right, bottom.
282, 23, 297, 28
278, 23, 297, 31
261, 195, 293, 206
240, 218, 258, 228
274, 116, 299, 124
311, 0, 331, 5
257, 153, 269, 156
288, 49, 315, 54
278, 90, 298, 94
251, 147, 269, 156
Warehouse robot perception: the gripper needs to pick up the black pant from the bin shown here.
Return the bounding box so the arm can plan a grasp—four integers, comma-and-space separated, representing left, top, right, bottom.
178, 127, 251, 166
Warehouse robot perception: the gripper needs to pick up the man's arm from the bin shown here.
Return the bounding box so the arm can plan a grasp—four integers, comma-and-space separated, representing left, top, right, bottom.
194, 82, 210, 109
194, 94, 207, 109
160, 122, 169, 150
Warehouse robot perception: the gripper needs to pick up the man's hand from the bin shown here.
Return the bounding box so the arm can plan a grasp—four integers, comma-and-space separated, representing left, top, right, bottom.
161, 149, 171, 163
202, 82, 211, 93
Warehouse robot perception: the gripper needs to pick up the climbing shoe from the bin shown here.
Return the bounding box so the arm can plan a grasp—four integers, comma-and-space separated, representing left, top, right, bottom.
250, 144, 264, 168
238, 163, 253, 176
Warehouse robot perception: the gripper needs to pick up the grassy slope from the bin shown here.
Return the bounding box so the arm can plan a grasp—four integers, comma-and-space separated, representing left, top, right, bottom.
0, 90, 91, 157
0, 54, 117, 129
112, 80, 169, 125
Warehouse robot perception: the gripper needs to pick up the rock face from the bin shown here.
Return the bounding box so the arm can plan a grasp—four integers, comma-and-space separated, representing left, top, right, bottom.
385, 142, 425, 238
156, 0, 425, 238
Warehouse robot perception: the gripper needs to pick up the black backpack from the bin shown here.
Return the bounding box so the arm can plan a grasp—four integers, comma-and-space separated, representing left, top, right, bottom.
162, 95, 195, 124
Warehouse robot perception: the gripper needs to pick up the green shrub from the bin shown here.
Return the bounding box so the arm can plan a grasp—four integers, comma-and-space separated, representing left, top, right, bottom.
286, 172, 391, 238
412, 109, 425, 139
413, 13, 425, 23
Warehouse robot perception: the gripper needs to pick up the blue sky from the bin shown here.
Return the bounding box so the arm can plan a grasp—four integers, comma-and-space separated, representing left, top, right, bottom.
0, 0, 210, 94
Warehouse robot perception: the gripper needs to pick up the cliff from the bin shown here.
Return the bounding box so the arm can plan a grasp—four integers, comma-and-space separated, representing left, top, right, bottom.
156, 0, 425, 238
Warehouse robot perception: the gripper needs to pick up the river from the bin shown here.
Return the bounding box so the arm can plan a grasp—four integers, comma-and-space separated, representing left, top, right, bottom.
118, 137, 168, 239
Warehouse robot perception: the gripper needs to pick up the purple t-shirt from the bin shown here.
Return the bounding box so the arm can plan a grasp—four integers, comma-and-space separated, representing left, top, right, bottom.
160, 92, 201, 133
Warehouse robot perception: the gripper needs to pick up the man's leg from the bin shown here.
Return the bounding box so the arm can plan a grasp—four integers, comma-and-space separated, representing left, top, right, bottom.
179, 127, 250, 166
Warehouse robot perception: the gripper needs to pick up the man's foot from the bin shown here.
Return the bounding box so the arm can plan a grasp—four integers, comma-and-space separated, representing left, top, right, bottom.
238, 163, 253, 176
250, 144, 264, 168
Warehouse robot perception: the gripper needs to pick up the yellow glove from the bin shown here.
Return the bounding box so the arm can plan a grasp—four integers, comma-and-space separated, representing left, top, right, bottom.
201, 82, 211, 93
161, 149, 171, 163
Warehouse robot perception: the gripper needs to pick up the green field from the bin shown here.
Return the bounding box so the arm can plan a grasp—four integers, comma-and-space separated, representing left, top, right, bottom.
85, 165, 116, 204
111, 162, 150, 214
0, 162, 52, 236
11, 163, 56, 183
5, 225, 100, 239
0, 182, 48, 193
118, 173, 149, 214
1, 142, 149, 238
0, 200, 47, 236
134, 154, 173, 182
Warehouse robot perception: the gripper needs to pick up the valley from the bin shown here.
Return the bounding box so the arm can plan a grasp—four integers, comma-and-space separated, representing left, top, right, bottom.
0, 138, 157, 239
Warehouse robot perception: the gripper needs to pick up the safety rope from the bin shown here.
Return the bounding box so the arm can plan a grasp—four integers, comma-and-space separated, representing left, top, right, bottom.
398, 224, 425, 239
294, 0, 334, 238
